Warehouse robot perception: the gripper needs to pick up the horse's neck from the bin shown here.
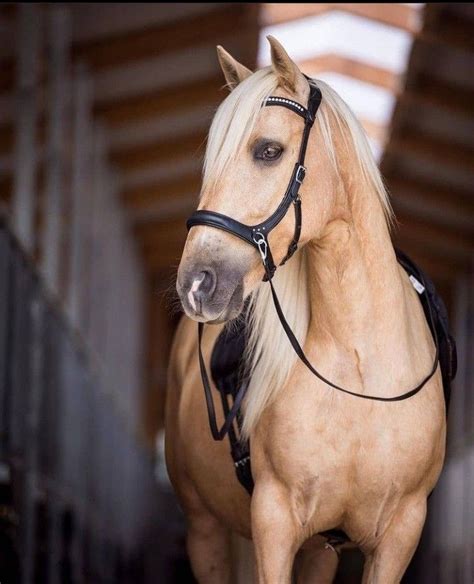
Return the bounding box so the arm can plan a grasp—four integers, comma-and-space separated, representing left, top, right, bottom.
306, 184, 425, 394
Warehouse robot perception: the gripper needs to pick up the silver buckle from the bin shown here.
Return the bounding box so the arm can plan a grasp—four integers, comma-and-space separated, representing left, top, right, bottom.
253, 231, 268, 262
295, 164, 306, 185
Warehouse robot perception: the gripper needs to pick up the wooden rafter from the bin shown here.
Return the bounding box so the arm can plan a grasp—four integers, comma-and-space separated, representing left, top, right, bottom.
394, 210, 474, 259
404, 75, 474, 119
94, 74, 222, 126
261, 3, 420, 33
300, 54, 399, 92
95, 68, 473, 137
136, 216, 187, 242
395, 234, 471, 274
144, 246, 186, 271
73, 4, 260, 71
0, 124, 14, 156
0, 59, 14, 94
387, 132, 474, 176
416, 8, 474, 54
387, 176, 474, 220
122, 172, 200, 209
399, 251, 461, 284
111, 131, 206, 172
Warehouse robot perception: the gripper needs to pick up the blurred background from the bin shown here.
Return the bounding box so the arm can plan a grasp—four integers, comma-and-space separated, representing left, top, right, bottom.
0, 3, 472, 583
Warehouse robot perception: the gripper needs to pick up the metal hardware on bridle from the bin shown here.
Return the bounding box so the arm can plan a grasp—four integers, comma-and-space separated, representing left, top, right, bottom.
253, 232, 268, 262
186, 80, 440, 442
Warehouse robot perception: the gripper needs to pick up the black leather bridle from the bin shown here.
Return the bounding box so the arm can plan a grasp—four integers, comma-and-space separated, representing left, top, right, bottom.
186, 81, 440, 441
188, 85, 322, 280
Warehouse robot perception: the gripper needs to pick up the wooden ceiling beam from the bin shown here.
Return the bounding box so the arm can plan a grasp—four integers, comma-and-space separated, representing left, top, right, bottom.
73, 4, 260, 71
387, 132, 474, 176
386, 175, 474, 220
0, 6, 259, 96
300, 54, 399, 92
94, 74, 222, 126
111, 131, 206, 172
0, 124, 14, 156
416, 9, 474, 54
397, 250, 460, 285
96, 68, 473, 137
0, 59, 14, 94
122, 172, 200, 209
394, 235, 471, 273
141, 236, 187, 256
135, 216, 188, 241
359, 118, 386, 143
143, 247, 184, 271
394, 211, 474, 259
403, 75, 474, 119
262, 3, 420, 33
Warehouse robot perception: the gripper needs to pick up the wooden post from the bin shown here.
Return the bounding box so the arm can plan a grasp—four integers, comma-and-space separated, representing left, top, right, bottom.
41, 5, 70, 294
12, 4, 41, 253
68, 63, 93, 327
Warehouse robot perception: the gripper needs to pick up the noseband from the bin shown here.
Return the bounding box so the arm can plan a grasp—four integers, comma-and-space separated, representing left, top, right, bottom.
186, 81, 439, 441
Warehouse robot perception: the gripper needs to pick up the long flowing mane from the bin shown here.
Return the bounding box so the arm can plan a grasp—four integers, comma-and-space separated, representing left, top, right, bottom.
203, 68, 394, 438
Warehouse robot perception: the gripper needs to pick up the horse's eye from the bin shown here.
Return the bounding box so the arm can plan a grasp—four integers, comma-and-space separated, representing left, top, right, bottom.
254, 141, 283, 163
263, 145, 282, 160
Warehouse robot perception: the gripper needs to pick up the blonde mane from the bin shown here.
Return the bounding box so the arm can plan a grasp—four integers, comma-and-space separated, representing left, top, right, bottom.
203, 68, 394, 439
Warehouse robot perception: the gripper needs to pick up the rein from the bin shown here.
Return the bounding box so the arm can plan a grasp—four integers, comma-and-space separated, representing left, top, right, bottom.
187, 81, 440, 441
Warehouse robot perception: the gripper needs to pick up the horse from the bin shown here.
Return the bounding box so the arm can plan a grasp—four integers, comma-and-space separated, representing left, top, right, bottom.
165, 36, 446, 583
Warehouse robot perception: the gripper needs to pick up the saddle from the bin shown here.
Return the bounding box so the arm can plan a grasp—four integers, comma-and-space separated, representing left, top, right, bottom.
210, 249, 457, 508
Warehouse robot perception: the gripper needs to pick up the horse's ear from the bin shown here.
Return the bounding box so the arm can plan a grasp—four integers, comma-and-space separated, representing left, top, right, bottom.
267, 36, 307, 96
217, 45, 252, 91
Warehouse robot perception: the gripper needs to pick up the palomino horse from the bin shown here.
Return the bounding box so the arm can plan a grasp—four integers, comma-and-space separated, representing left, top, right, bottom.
166, 37, 446, 583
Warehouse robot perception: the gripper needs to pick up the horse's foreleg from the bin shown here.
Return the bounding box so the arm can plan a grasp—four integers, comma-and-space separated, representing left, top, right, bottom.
187, 509, 232, 584
361, 497, 427, 584
251, 480, 301, 584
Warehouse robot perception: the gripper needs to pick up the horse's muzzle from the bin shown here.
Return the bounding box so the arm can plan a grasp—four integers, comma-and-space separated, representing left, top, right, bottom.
176, 261, 245, 323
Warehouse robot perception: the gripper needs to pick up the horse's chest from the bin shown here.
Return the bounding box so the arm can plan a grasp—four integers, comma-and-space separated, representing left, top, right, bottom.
254, 385, 442, 503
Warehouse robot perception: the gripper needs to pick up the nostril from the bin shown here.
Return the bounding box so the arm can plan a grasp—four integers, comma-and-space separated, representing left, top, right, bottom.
195, 270, 216, 298
185, 269, 217, 314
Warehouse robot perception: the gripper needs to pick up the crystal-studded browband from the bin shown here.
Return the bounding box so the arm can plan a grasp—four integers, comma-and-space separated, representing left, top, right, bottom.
264, 95, 310, 121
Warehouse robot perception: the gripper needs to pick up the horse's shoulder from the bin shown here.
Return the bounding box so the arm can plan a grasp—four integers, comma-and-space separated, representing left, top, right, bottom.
168, 315, 197, 387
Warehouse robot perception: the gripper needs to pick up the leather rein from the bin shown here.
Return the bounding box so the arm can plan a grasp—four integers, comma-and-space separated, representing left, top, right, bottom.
186, 82, 440, 442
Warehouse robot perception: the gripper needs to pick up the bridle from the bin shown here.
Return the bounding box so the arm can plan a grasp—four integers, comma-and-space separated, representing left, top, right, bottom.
188, 84, 322, 280
186, 80, 440, 441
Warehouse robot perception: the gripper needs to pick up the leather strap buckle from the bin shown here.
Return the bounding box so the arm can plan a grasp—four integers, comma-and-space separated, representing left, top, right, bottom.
295, 165, 306, 185
252, 231, 268, 262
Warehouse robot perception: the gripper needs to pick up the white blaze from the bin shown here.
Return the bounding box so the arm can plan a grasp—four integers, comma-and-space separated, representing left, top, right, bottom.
188, 273, 205, 312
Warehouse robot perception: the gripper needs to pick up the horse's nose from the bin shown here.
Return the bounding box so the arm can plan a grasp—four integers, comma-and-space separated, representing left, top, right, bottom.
185, 269, 217, 314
